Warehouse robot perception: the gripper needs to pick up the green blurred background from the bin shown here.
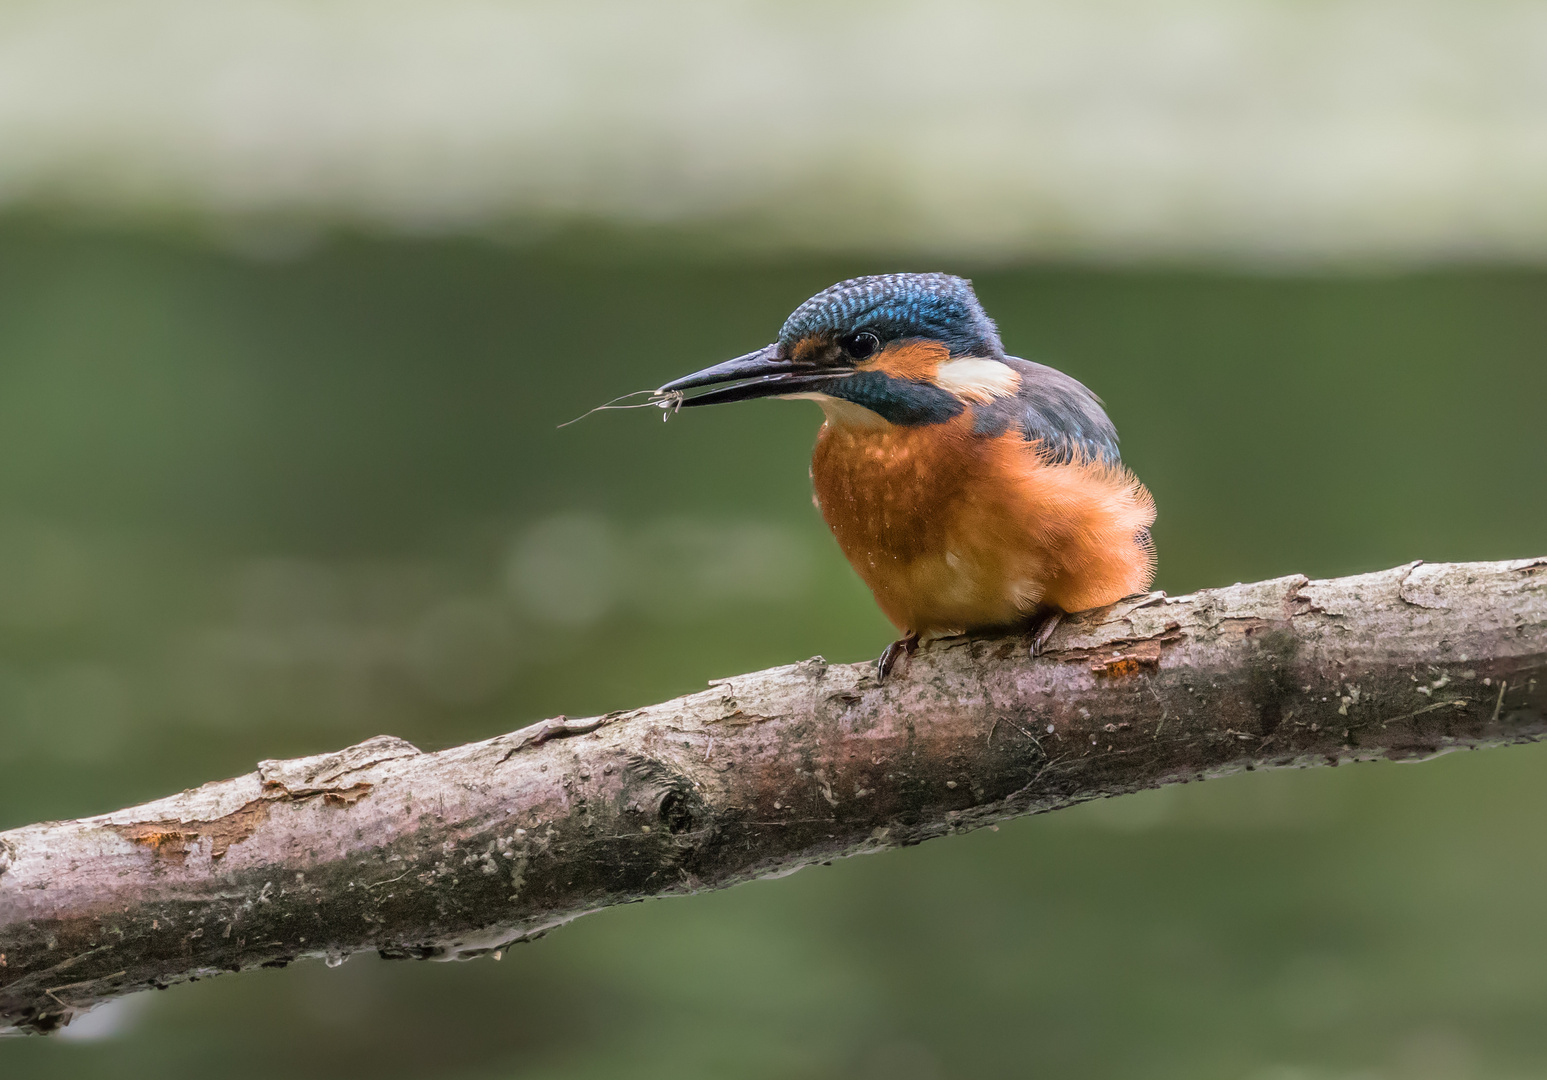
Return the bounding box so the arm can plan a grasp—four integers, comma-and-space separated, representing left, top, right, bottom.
4, 2, 1547, 1078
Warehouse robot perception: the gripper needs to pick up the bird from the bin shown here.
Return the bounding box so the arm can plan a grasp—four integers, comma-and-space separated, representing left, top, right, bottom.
654, 272, 1155, 678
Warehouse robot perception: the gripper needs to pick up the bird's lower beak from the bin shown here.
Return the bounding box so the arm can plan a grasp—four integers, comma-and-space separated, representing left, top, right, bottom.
656, 344, 841, 407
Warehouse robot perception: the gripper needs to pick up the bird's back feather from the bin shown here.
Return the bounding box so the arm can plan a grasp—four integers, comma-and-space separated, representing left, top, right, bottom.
968, 356, 1122, 466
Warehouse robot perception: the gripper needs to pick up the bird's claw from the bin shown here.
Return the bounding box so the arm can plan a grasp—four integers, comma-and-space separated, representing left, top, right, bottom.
1029, 611, 1063, 658
876, 634, 920, 682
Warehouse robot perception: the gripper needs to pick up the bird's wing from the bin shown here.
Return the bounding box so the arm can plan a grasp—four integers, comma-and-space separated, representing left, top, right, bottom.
970, 356, 1123, 466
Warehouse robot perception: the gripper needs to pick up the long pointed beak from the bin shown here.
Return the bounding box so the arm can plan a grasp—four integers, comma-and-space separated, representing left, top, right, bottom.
656, 344, 845, 407
657, 345, 787, 393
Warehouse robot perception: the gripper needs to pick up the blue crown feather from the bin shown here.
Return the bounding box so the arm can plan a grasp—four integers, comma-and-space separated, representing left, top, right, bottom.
778, 273, 1004, 358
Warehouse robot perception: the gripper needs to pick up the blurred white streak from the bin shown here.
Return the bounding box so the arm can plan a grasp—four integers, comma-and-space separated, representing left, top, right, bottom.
233, 558, 346, 627
1074, 768, 1349, 832
859, 1040, 945, 1080
156, 515, 807, 730
1245, 1068, 1382, 1080
55, 992, 154, 1042
25, 664, 134, 762
505, 513, 813, 627
405, 596, 518, 705
504, 514, 621, 627
0, 1, 1544, 261
1272, 954, 1362, 1033
632, 518, 813, 619
0, 517, 94, 631
1072, 785, 1180, 833
173, 556, 459, 728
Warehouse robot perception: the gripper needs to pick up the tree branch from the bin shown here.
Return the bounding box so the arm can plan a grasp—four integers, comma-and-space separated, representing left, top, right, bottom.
3, 558, 1545, 1035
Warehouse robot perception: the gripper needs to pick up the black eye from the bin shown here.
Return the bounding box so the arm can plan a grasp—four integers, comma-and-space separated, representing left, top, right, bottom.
841, 331, 880, 360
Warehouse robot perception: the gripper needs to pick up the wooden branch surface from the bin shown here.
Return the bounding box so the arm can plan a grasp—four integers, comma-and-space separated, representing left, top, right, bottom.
3, 558, 1545, 1035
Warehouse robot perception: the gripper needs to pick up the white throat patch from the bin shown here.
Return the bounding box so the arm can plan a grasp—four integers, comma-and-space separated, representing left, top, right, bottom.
934, 357, 1021, 405
780, 391, 891, 429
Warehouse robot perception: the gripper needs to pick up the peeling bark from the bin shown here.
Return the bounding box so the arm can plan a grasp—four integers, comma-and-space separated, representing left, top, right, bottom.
3, 558, 1545, 1035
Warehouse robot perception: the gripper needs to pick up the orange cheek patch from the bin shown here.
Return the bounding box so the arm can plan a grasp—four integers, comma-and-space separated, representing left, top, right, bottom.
859, 340, 948, 382
790, 335, 825, 362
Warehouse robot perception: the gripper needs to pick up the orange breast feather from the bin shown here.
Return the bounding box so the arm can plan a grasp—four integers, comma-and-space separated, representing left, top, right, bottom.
810, 414, 1154, 637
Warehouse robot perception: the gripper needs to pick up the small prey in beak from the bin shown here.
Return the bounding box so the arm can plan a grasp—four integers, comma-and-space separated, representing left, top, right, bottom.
651, 344, 852, 409
557, 389, 677, 428
559, 344, 849, 428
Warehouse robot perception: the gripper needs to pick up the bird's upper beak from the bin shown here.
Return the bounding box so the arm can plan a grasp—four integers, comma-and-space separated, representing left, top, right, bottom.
656, 344, 844, 407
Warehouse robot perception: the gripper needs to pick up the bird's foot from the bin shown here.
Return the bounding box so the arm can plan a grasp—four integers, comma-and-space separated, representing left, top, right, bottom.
1029, 611, 1063, 658
876, 633, 920, 682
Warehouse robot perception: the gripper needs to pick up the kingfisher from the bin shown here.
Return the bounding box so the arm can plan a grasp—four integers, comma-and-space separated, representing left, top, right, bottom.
655, 273, 1155, 677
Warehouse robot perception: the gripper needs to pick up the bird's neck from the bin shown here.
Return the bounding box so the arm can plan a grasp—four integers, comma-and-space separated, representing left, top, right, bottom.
784, 391, 894, 431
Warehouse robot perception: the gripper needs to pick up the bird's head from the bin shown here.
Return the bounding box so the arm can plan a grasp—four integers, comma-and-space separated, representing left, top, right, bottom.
657, 273, 1022, 427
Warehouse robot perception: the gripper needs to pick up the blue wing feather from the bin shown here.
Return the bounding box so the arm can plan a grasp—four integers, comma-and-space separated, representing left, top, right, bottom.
970, 356, 1122, 466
